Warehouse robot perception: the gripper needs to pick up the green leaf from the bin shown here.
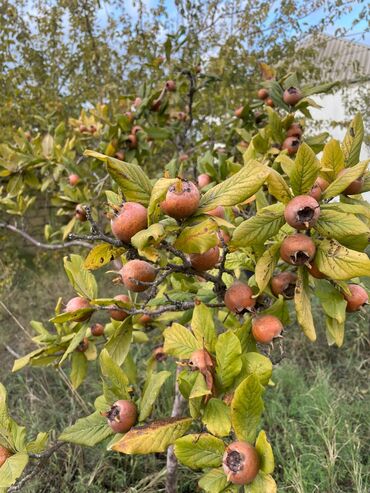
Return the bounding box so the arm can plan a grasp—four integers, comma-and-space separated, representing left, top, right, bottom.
302, 81, 338, 97
255, 243, 281, 295
315, 239, 370, 280
198, 161, 269, 212
198, 468, 230, 493
105, 319, 133, 366
266, 107, 284, 142
255, 430, 274, 474
174, 433, 225, 470
139, 371, 171, 422
59, 325, 87, 365
0, 452, 28, 489
231, 375, 264, 443
190, 372, 212, 399
341, 113, 364, 167
63, 254, 98, 299
59, 412, 113, 446
322, 160, 369, 199
174, 219, 219, 254
84, 150, 152, 205
294, 267, 316, 341
325, 316, 345, 347
50, 308, 93, 324
111, 417, 192, 454
290, 143, 320, 195
313, 280, 347, 323
231, 204, 285, 248
215, 331, 242, 391
191, 303, 217, 352
70, 351, 88, 389
84, 244, 125, 270
315, 208, 369, 248
240, 353, 273, 387
266, 169, 293, 204
131, 223, 165, 251
320, 139, 345, 181
244, 471, 277, 493
99, 349, 129, 399
203, 399, 231, 437
163, 323, 199, 358
148, 178, 178, 224
26, 432, 49, 454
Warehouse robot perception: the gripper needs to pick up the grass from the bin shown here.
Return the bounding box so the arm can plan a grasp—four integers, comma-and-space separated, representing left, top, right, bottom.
0, 247, 369, 492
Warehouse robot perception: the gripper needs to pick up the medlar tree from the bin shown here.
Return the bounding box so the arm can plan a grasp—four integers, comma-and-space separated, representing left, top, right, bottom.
0, 67, 369, 493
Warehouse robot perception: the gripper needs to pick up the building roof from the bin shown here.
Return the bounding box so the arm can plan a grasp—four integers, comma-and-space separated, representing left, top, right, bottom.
313, 35, 370, 83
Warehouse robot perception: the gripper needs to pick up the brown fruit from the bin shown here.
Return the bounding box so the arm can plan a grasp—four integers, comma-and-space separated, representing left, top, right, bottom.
0, 446, 12, 467
257, 88, 269, 100
160, 180, 200, 220
89, 125, 97, 134
282, 137, 300, 155
24, 130, 32, 141
284, 195, 320, 229
127, 134, 137, 149
337, 169, 364, 195
105, 400, 138, 434
76, 337, 89, 352
115, 150, 125, 161
265, 98, 274, 107
224, 281, 256, 314
79, 124, 88, 133
307, 262, 327, 279
91, 323, 105, 337
197, 173, 212, 188
217, 229, 231, 245
65, 297, 91, 322
207, 206, 225, 218
69, 173, 80, 186
124, 111, 134, 122
111, 202, 148, 243
131, 125, 143, 135
234, 106, 244, 118
190, 247, 220, 271
271, 272, 297, 299
165, 80, 176, 92
153, 346, 167, 362
222, 441, 260, 485
179, 153, 189, 161
280, 233, 316, 266
286, 123, 303, 138
252, 315, 283, 344
283, 87, 302, 106
120, 260, 156, 292
139, 314, 152, 325
109, 294, 130, 321
177, 111, 187, 121
75, 204, 87, 222
189, 349, 214, 372
309, 177, 329, 201
133, 97, 142, 108
343, 284, 368, 312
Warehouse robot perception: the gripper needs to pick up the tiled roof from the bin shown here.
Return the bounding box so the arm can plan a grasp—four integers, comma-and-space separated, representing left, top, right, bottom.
312, 35, 370, 83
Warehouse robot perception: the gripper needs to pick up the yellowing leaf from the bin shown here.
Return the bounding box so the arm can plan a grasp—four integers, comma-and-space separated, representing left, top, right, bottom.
191, 303, 217, 352
174, 433, 225, 469
255, 243, 281, 294
325, 316, 345, 347
322, 159, 369, 199
203, 399, 231, 437
111, 417, 192, 454
174, 218, 219, 254
341, 113, 364, 167
84, 244, 125, 270
163, 323, 199, 358
215, 331, 242, 390
266, 168, 293, 203
255, 430, 274, 474
320, 139, 345, 181
294, 267, 316, 341
290, 143, 320, 195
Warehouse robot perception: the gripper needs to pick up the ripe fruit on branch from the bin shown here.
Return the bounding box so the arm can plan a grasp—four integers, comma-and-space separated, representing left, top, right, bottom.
0, 446, 12, 467
153, 346, 167, 362
109, 294, 130, 321
105, 400, 138, 433
257, 88, 269, 100
343, 284, 368, 312
179, 153, 189, 161
207, 206, 225, 218
69, 173, 80, 186
115, 150, 125, 161
165, 80, 176, 92
222, 441, 260, 485
284, 195, 320, 229
139, 314, 152, 325
252, 315, 283, 344
65, 296, 91, 321
234, 106, 244, 118
286, 123, 303, 138
307, 262, 327, 279
111, 202, 148, 243
120, 260, 156, 292
76, 337, 89, 352
337, 170, 364, 195
127, 134, 138, 149
197, 173, 212, 188
224, 281, 256, 313
280, 233, 316, 266
160, 180, 200, 220
309, 177, 329, 201
189, 246, 220, 271
79, 124, 88, 133
75, 204, 87, 222
91, 323, 105, 337
283, 87, 302, 106
265, 98, 274, 107
271, 272, 297, 299
282, 136, 300, 155
89, 125, 97, 134
133, 97, 142, 108
177, 111, 187, 121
